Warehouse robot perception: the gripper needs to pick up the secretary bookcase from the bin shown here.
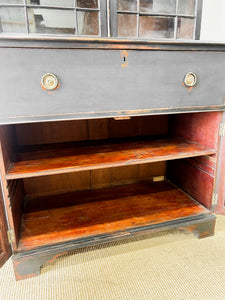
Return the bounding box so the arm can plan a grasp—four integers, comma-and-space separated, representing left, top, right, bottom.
0, 37, 225, 280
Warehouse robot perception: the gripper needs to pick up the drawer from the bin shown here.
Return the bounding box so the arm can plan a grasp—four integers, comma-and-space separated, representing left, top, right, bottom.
0, 48, 224, 123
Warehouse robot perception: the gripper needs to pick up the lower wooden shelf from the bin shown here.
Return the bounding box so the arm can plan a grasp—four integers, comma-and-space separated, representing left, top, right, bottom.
18, 180, 209, 252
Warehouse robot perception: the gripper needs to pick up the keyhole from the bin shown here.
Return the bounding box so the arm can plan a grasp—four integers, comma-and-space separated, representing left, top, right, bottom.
123, 57, 126, 62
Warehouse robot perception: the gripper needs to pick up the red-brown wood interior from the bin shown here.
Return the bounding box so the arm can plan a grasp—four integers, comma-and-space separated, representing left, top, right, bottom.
167, 111, 222, 209
15, 115, 169, 146
7, 115, 169, 249
0, 113, 220, 251
18, 181, 208, 251
6, 137, 215, 180
167, 159, 214, 209
169, 112, 222, 149
23, 162, 166, 199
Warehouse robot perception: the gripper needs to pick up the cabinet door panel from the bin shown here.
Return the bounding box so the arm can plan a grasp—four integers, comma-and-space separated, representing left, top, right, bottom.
0, 180, 11, 268
215, 112, 225, 214
0, 49, 225, 123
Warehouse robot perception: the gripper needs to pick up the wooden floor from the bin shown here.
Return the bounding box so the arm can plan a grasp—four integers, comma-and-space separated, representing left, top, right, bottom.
7, 137, 215, 179
18, 181, 209, 251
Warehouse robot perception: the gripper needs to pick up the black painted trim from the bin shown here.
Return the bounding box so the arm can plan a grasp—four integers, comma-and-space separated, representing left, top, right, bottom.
0, 105, 224, 125
0, 36, 225, 51
14, 213, 215, 257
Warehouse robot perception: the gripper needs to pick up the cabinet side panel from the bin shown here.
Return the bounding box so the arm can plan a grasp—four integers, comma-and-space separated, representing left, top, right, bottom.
10, 180, 24, 246
167, 159, 214, 209
169, 112, 222, 149
0, 126, 17, 171
0, 127, 22, 249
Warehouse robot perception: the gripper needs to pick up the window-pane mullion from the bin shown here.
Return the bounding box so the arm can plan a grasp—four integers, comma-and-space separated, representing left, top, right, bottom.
22, 0, 28, 34
137, 0, 140, 37
195, 0, 203, 40
192, 0, 198, 39
174, 0, 179, 39
100, 0, 107, 37
109, 0, 117, 37
74, 0, 77, 35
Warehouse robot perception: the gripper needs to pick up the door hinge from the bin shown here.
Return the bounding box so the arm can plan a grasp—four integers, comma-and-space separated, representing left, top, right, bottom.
219, 123, 225, 137
212, 193, 218, 206
7, 229, 15, 244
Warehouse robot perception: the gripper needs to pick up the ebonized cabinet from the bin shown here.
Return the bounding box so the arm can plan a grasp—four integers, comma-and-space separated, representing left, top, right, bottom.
0, 38, 224, 280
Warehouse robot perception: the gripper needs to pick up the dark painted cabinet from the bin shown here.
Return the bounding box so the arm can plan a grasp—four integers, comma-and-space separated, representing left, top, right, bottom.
0, 38, 224, 280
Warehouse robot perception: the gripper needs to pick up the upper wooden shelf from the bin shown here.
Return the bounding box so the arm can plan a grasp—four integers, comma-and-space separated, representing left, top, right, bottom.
6, 137, 216, 180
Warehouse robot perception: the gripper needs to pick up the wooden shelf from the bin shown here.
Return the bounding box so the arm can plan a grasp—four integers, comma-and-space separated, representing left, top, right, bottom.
18, 181, 209, 251
6, 137, 216, 180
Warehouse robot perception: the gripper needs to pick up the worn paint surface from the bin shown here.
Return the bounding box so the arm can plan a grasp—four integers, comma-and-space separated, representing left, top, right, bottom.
0, 49, 225, 124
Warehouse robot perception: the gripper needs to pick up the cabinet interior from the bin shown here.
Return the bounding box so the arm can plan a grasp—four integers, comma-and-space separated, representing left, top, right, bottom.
0, 112, 221, 252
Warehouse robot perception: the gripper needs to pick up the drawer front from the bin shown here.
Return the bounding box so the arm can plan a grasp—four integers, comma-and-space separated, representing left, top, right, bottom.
0, 48, 224, 123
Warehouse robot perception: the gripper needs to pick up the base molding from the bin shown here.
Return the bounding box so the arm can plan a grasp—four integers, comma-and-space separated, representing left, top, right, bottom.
12, 214, 216, 280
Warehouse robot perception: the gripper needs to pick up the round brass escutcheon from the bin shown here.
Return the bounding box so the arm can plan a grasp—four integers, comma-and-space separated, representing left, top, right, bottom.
184, 72, 197, 87
41, 73, 58, 90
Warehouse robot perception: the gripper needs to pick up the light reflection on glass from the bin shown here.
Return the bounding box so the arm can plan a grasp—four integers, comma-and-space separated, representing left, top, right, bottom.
177, 17, 194, 39
28, 8, 75, 34
117, 0, 137, 12
140, 0, 176, 14
139, 16, 174, 38
118, 13, 137, 37
0, 7, 26, 33
77, 11, 99, 36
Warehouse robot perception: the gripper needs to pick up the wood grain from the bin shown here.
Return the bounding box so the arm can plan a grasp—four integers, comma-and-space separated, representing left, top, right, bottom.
0, 126, 21, 250
167, 159, 214, 209
18, 181, 209, 251
169, 112, 222, 149
16, 120, 89, 146
15, 115, 168, 146
23, 162, 166, 198
6, 138, 216, 180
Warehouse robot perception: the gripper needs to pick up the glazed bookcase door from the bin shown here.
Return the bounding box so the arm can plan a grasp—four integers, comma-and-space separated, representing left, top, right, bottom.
0, 0, 202, 39
0, 182, 11, 268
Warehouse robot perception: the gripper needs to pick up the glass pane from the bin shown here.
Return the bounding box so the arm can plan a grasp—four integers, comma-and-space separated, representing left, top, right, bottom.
28, 8, 75, 34
0, 0, 23, 3
27, 0, 74, 7
118, 13, 137, 37
0, 7, 26, 33
178, 0, 196, 15
139, 16, 174, 38
76, 0, 98, 9
77, 11, 99, 35
177, 17, 194, 39
117, 0, 137, 12
140, 0, 176, 14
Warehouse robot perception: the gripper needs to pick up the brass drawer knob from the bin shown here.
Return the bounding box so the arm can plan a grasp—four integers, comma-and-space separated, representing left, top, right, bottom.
41, 73, 58, 90
184, 72, 197, 87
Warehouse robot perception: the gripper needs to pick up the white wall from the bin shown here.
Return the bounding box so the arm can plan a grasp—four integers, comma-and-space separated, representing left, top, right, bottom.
200, 0, 225, 41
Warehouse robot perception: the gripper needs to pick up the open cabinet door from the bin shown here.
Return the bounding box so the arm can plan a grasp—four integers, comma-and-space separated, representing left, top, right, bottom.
0, 182, 11, 268
215, 112, 225, 215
